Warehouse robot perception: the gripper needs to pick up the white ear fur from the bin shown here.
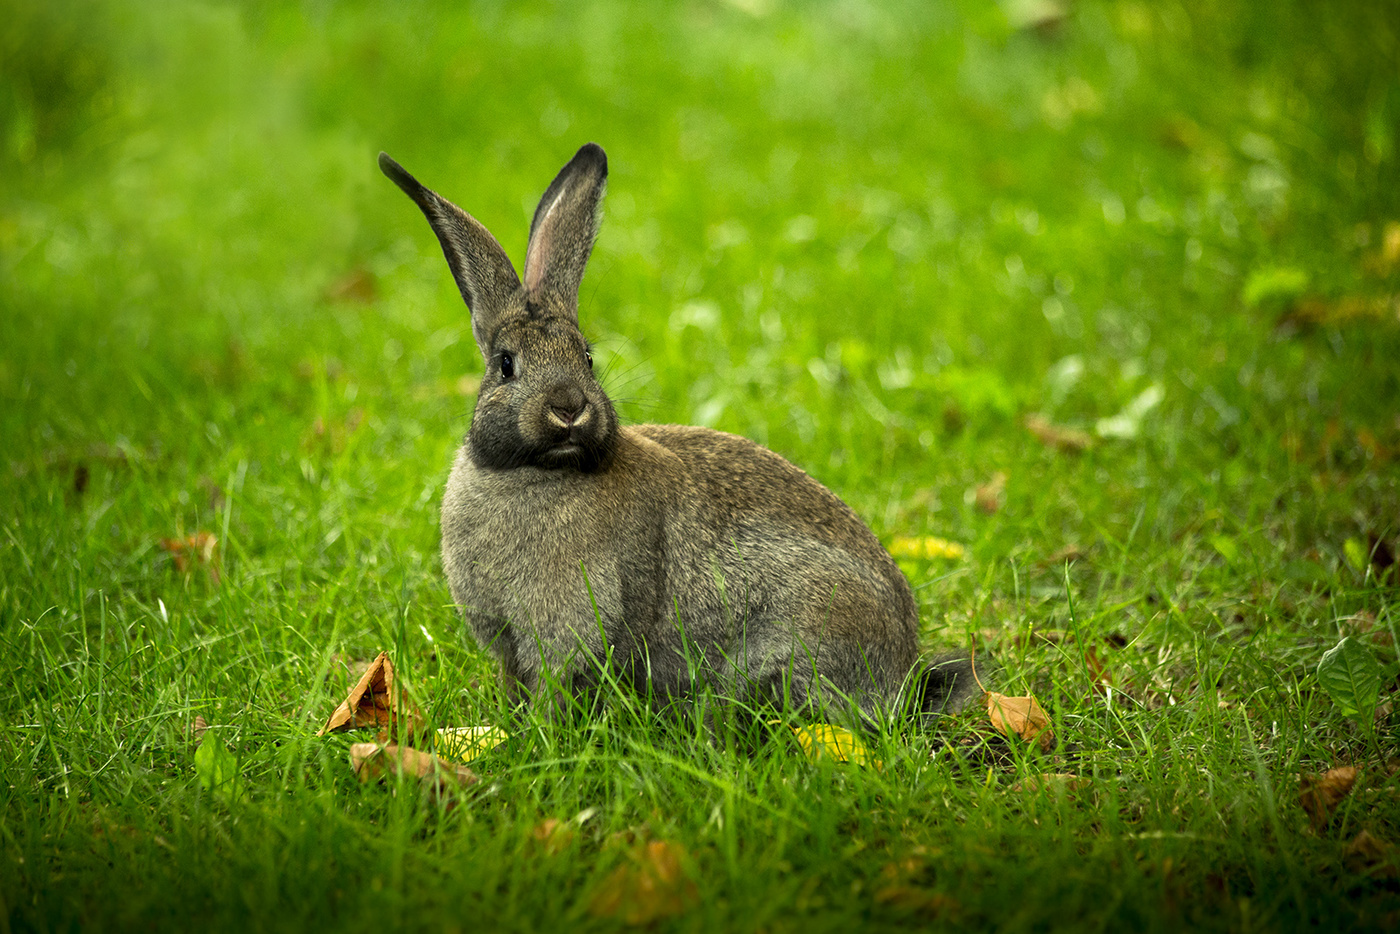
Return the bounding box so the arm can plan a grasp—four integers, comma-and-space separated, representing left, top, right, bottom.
523, 180, 569, 294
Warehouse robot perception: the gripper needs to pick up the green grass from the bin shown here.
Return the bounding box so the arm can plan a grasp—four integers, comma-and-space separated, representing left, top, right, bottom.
3, 0, 1399, 930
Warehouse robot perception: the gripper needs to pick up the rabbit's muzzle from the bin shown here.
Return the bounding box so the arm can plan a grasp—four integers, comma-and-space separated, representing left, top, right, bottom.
544, 383, 589, 429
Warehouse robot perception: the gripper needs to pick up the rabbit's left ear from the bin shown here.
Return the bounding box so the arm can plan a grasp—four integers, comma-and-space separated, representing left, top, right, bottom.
523, 143, 608, 316
378, 152, 521, 355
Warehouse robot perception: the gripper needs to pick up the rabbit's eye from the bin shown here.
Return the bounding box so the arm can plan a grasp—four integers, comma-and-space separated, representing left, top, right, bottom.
499, 352, 515, 379
585, 351, 593, 370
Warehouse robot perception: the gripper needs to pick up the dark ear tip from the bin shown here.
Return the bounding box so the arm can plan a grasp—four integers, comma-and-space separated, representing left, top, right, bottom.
377, 151, 422, 195
574, 142, 607, 176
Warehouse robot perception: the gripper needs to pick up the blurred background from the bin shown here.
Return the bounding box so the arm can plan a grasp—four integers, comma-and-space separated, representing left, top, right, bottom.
2, 0, 1397, 621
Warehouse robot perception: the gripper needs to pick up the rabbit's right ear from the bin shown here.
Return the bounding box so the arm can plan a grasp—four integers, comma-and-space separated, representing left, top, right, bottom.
522, 143, 608, 316
379, 152, 520, 353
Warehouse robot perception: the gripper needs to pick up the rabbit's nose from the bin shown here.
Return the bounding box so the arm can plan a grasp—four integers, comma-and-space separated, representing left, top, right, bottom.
546, 386, 588, 427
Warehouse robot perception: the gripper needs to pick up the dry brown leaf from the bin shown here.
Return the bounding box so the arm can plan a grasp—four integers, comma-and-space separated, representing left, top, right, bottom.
974, 471, 1008, 514
1010, 773, 1090, 794
191, 715, 209, 746
1013, 628, 1069, 647
326, 268, 377, 304
1084, 645, 1115, 695
319, 652, 422, 739
1039, 543, 1087, 568
1025, 414, 1094, 453
1345, 830, 1398, 879
1299, 765, 1359, 831
873, 885, 960, 918
588, 840, 698, 925
160, 532, 220, 583
532, 818, 576, 856
984, 692, 1053, 752
1278, 294, 1399, 331
348, 742, 476, 789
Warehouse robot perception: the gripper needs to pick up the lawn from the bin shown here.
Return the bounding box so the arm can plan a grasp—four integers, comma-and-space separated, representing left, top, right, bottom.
3, 0, 1399, 930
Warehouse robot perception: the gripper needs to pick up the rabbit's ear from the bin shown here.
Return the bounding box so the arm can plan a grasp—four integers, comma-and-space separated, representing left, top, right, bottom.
522, 143, 607, 315
379, 152, 520, 352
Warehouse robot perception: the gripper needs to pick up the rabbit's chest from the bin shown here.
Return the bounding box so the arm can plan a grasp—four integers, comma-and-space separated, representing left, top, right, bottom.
440, 455, 630, 629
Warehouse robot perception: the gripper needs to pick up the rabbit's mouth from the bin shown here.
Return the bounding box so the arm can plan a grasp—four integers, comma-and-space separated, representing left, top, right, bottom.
540, 438, 608, 471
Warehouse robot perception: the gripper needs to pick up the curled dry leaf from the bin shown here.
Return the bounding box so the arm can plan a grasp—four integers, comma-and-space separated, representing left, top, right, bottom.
1299, 766, 1359, 832
1345, 830, 1398, 879
325, 268, 377, 304
160, 531, 220, 583
1084, 645, 1115, 695
348, 742, 476, 789
588, 839, 698, 926
319, 652, 423, 739
984, 692, 1053, 752
973, 471, 1007, 514
1025, 414, 1094, 453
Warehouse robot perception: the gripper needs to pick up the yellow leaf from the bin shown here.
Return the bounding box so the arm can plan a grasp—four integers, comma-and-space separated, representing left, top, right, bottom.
888, 536, 966, 561
435, 725, 510, 763
790, 723, 882, 769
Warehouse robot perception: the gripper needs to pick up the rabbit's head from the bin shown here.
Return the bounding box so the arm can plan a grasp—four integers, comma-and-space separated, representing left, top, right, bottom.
380, 144, 617, 472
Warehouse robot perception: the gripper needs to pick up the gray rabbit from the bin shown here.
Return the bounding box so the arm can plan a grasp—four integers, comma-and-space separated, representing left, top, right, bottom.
379, 143, 976, 728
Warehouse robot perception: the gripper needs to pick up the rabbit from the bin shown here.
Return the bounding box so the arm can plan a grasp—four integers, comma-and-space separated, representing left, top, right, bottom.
378, 142, 977, 729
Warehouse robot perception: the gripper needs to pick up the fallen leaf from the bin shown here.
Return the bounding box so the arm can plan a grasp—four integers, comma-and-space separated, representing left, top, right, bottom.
788, 723, 882, 769
1299, 766, 1359, 831
588, 839, 698, 925
888, 536, 966, 560
1039, 544, 1086, 568
436, 725, 510, 763
1013, 628, 1068, 647
194, 733, 245, 804
531, 818, 576, 856
1344, 830, 1398, 878
348, 742, 477, 789
319, 652, 422, 739
325, 268, 377, 304
984, 692, 1053, 752
1025, 414, 1094, 452
1084, 645, 1115, 694
1317, 637, 1384, 721
160, 531, 220, 584
873, 885, 960, 918
1277, 294, 1399, 332
1010, 773, 1090, 794
973, 471, 1007, 514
